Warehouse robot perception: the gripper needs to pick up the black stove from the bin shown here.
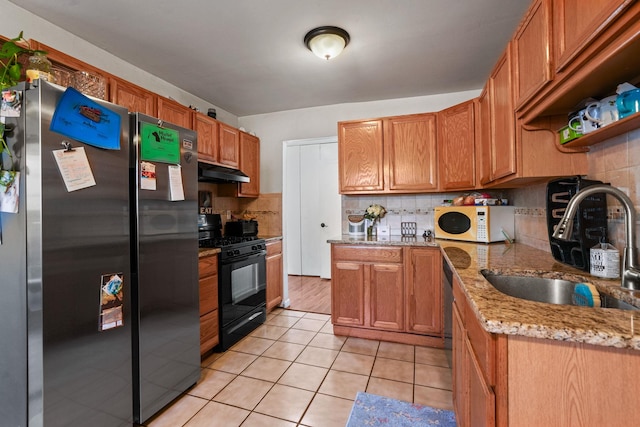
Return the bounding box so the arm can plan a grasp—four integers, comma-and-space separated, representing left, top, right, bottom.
198, 214, 265, 261
201, 236, 266, 262
198, 213, 267, 351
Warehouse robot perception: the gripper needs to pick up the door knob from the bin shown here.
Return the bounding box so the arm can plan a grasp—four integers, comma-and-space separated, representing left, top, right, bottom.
321, 223, 326, 228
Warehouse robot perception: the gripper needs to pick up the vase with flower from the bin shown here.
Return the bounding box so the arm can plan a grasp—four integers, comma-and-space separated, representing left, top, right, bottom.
364, 204, 386, 237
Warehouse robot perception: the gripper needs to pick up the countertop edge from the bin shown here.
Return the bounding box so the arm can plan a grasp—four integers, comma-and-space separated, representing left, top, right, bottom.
330, 236, 640, 351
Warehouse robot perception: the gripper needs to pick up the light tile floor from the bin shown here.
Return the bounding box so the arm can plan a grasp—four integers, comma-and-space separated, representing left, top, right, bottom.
145, 309, 453, 427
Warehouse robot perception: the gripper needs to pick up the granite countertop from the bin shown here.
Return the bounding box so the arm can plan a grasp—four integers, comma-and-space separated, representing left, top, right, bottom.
330, 235, 640, 350
199, 247, 221, 257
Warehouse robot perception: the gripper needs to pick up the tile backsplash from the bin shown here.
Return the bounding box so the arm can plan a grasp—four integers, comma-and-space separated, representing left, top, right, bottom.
198, 183, 282, 236
511, 128, 640, 252
341, 191, 511, 237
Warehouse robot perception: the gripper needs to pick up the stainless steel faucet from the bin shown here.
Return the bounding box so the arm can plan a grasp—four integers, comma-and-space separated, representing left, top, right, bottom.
552, 184, 640, 290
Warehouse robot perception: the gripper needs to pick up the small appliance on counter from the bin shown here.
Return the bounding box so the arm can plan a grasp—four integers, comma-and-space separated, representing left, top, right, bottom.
546, 176, 608, 271
434, 206, 515, 243
225, 219, 259, 237
348, 215, 365, 236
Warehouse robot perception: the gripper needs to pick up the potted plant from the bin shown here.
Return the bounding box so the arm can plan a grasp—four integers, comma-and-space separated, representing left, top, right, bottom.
0, 32, 44, 191
0, 31, 45, 90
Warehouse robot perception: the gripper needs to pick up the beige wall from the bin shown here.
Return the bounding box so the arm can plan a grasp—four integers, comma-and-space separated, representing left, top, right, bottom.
512, 128, 640, 252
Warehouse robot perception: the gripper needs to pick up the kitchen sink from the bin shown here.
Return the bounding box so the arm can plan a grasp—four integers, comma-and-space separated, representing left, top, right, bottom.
480, 270, 639, 311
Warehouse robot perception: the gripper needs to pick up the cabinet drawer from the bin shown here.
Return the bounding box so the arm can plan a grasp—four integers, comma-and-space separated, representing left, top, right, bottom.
199, 255, 218, 278
266, 240, 282, 256
199, 274, 218, 316
333, 245, 403, 263
200, 309, 219, 355
465, 302, 496, 384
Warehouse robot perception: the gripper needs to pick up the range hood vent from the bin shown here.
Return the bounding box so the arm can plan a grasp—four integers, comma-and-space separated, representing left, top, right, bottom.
198, 162, 250, 183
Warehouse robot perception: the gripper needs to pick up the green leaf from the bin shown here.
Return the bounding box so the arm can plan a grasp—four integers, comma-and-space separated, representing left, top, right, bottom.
7, 63, 21, 80
0, 42, 21, 59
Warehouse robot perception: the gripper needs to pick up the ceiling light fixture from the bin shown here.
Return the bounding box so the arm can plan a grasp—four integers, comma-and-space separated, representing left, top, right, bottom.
304, 26, 350, 60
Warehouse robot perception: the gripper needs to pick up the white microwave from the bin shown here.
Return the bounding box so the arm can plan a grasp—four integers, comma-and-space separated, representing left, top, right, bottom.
434, 206, 515, 243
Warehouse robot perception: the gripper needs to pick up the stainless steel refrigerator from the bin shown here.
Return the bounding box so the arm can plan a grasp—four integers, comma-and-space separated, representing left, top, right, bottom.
0, 81, 133, 427
129, 113, 200, 424
0, 81, 200, 426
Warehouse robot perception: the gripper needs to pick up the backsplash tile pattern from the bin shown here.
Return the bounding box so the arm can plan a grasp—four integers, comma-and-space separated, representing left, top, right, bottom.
198, 183, 282, 236
512, 128, 640, 252
341, 192, 512, 237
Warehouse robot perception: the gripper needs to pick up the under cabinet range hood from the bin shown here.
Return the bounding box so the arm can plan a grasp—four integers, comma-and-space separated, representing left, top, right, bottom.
198, 162, 250, 183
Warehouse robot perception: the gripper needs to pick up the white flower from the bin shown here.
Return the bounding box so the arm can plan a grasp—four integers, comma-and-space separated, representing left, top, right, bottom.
364, 204, 386, 220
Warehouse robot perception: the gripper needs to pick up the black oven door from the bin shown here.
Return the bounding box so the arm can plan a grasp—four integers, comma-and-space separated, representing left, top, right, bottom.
219, 251, 266, 340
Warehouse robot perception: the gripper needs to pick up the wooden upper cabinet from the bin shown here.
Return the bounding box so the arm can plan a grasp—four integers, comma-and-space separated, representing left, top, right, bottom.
193, 113, 219, 164
437, 101, 475, 191
488, 46, 517, 181
218, 123, 240, 168
513, 0, 553, 109
338, 120, 384, 193
385, 113, 438, 192
238, 132, 260, 197
475, 88, 492, 186
157, 96, 193, 129
553, 0, 634, 72
110, 77, 156, 116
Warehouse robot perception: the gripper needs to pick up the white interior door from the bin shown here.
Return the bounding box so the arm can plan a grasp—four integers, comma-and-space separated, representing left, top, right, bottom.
284, 138, 340, 279
300, 143, 340, 278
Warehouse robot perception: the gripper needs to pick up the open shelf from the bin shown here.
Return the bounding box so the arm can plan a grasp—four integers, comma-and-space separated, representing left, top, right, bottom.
559, 112, 640, 148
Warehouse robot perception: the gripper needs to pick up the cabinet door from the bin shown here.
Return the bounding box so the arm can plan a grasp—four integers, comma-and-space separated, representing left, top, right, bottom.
331, 261, 366, 326
369, 263, 404, 331
110, 77, 157, 116
475, 88, 493, 186
266, 241, 283, 312
193, 113, 219, 163
385, 114, 438, 192
338, 120, 384, 193
218, 123, 240, 168
553, 0, 633, 72
238, 132, 260, 197
437, 101, 475, 190
466, 337, 496, 426
157, 96, 193, 129
199, 274, 218, 316
405, 247, 442, 335
513, 0, 553, 109
452, 304, 468, 427
200, 310, 219, 355
489, 47, 517, 181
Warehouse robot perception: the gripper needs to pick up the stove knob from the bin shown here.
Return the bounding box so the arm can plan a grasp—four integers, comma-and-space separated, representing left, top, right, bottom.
234, 249, 240, 255
226, 250, 234, 256
252, 245, 257, 250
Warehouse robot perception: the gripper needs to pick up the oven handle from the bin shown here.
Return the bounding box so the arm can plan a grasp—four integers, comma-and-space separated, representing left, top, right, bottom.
228, 312, 263, 334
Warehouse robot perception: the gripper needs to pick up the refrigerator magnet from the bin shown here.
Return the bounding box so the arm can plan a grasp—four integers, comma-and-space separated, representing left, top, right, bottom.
140, 161, 156, 190
99, 273, 124, 331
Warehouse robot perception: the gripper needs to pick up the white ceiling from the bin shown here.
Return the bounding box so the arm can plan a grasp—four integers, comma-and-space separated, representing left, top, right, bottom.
10, 0, 531, 117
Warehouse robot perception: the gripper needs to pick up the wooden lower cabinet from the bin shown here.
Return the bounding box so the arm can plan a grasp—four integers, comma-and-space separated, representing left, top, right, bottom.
452, 267, 640, 427
199, 254, 219, 355
331, 244, 443, 346
266, 240, 283, 312
405, 247, 442, 335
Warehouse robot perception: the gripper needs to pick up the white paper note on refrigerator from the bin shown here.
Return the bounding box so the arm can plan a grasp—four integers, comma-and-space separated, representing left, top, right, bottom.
52, 147, 96, 192
168, 164, 185, 201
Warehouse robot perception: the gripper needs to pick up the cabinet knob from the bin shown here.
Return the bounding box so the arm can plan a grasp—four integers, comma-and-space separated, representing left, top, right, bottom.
321, 223, 327, 228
